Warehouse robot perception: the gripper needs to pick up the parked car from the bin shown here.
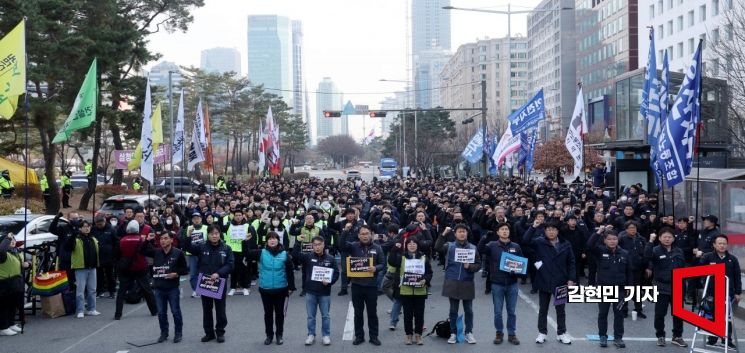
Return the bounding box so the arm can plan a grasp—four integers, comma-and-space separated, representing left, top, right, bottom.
346, 169, 361, 180
0, 213, 67, 249
155, 177, 214, 193
95, 194, 164, 219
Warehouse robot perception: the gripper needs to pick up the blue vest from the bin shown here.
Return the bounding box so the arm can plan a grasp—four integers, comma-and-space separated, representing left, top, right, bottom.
258, 249, 288, 290
445, 242, 476, 282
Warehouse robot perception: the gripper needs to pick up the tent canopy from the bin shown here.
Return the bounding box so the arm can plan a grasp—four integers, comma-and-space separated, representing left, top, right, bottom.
0, 157, 39, 185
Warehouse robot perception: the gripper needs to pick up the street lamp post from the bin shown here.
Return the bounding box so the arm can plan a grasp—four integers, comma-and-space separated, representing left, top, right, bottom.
168, 71, 175, 192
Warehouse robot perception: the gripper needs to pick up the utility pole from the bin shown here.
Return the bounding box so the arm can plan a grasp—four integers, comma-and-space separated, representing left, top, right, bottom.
168, 71, 175, 191
481, 80, 487, 178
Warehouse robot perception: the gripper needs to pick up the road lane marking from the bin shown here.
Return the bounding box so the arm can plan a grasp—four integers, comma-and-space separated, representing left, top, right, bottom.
58, 303, 146, 353
517, 289, 560, 333
342, 301, 354, 340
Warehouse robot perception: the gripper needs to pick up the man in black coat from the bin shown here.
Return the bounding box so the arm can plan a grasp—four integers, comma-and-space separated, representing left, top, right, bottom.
522, 221, 575, 345
92, 215, 117, 298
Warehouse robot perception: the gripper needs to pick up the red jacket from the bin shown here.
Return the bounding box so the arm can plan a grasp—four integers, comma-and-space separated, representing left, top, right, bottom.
119, 233, 148, 272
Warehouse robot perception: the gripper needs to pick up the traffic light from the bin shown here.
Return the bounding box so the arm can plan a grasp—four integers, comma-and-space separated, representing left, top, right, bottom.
323, 110, 342, 118
369, 111, 387, 118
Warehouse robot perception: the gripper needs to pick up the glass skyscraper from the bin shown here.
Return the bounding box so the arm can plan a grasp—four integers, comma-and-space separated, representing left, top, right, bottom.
247, 15, 293, 106
412, 0, 451, 108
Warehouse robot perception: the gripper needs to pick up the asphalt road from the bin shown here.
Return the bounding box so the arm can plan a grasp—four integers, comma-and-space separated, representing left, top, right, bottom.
7, 267, 744, 353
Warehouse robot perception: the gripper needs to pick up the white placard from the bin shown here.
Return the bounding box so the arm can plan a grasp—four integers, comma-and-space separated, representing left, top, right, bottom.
404, 258, 425, 275
454, 248, 476, 263
230, 226, 247, 240
311, 266, 334, 282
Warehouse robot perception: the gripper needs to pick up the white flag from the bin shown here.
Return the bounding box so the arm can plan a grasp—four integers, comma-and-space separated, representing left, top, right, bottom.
187, 116, 205, 171
565, 86, 586, 180
492, 128, 521, 167
257, 120, 266, 173
195, 100, 206, 151
171, 90, 185, 164
139, 79, 154, 183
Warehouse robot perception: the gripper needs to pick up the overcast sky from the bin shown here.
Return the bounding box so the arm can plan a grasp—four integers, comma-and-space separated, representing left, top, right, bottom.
146, 0, 544, 141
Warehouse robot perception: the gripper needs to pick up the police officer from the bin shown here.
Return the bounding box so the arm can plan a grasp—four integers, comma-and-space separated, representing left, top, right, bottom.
645, 228, 687, 348
40, 173, 50, 204
586, 230, 632, 348
216, 176, 227, 193
84, 159, 93, 181
61, 171, 72, 207
182, 225, 235, 343
132, 177, 142, 192
0, 170, 15, 199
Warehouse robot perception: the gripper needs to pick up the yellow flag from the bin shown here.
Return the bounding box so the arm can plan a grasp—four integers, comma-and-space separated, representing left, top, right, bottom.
0, 20, 26, 119
128, 103, 162, 170
151, 102, 163, 151
128, 142, 142, 170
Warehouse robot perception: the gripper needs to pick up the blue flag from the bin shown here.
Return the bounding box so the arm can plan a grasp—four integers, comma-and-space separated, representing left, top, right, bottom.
653, 50, 670, 187
484, 131, 497, 175
525, 128, 537, 174
517, 131, 529, 168
461, 129, 484, 164
642, 28, 661, 188
508, 89, 545, 135
657, 41, 702, 187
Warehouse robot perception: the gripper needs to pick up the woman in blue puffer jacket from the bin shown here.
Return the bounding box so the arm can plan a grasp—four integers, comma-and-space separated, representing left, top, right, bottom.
245, 231, 296, 346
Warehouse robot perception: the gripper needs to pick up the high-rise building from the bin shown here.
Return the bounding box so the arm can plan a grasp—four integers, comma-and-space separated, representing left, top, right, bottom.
528, 0, 576, 139
247, 15, 293, 106
412, 0, 451, 54
148, 61, 183, 89
576, 0, 638, 102
200, 47, 241, 75
412, 0, 452, 108
292, 20, 305, 120
638, 0, 732, 76
414, 48, 452, 108
315, 77, 343, 145
439, 36, 530, 136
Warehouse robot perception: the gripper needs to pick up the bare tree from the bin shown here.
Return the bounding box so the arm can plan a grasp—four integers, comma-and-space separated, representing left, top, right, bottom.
708, 0, 745, 156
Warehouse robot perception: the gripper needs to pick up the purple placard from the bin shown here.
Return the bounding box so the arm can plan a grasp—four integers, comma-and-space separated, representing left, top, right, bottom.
195, 273, 225, 299
112, 145, 170, 170
554, 285, 568, 306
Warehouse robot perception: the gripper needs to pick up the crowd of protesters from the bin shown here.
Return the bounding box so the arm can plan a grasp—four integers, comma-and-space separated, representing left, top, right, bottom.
0, 174, 740, 349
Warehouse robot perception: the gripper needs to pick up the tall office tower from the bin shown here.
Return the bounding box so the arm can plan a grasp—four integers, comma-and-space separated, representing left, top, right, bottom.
247, 15, 294, 106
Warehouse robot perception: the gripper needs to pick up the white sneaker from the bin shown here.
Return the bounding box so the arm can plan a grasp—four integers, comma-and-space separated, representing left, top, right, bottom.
76, 312, 84, 319
85, 310, 101, 316
322, 336, 331, 345
8, 325, 21, 332
228, 289, 235, 296
242, 288, 250, 296
191, 291, 197, 298
535, 333, 546, 344
465, 333, 476, 344
447, 334, 457, 344
251, 280, 257, 286
0, 328, 17, 336
305, 335, 315, 345
557, 333, 572, 344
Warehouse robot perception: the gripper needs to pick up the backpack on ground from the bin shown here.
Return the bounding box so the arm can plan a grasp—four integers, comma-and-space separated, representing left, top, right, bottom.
426, 318, 451, 338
